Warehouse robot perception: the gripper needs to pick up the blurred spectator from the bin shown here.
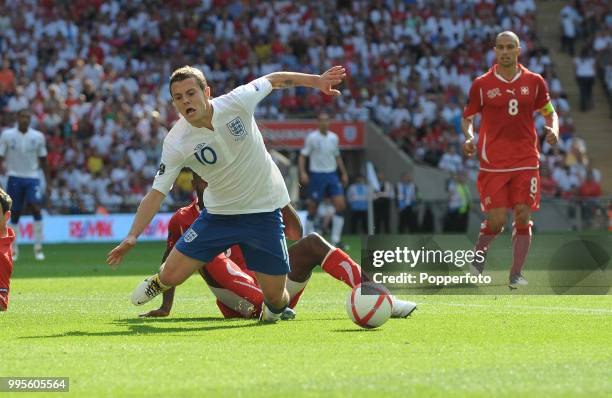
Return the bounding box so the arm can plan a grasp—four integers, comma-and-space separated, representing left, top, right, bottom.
346, 176, 368, 234
579, 169, 602, 198
438, 145, 463, 174
444, 173, 471, 233
560, 4, 581, 56
579, 169, 602, 227
0, 58, 15, 94
373, 172, 394, 235
396, 172, 419, 233
553, 163, 581, 198
574, 47, 596, 111
540, 167, 558, 198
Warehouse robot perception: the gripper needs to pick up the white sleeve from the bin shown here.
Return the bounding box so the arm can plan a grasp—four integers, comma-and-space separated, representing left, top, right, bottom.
151, 142, 185, 196
230, 77, 273, 115
37, 135, 48, 157
300, 133, 314, 156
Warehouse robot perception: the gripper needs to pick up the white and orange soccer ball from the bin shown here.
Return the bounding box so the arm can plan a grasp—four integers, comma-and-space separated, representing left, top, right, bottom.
346, 282, 393, 329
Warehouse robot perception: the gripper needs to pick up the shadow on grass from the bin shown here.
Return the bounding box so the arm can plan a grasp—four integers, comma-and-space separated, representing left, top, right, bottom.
117, 316, 232, 324
19, 317, 271, 339
333, 328, 383, 333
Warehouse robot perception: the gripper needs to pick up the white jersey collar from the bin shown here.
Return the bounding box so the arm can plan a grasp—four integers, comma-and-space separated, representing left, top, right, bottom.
493, 64, 523, 83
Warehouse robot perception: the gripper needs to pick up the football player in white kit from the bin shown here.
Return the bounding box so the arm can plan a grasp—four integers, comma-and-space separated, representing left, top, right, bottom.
0, 109, 50, 261
107, 65, 346, 322
299, 112, 349, 247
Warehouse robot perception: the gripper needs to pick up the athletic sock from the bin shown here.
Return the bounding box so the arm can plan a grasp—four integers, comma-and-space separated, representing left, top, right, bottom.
510, 221, 533, 276
321, 248, 363, 288
34, 221, 43, 250
260, 301, 286, 322
286, 278, 309, 309
474, 220, 502, 254
331, 214, 344, 244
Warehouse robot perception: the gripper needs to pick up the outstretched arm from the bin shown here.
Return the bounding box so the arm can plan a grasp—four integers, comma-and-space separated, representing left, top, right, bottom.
106, 189, 166, 267
265, 66, 346, 96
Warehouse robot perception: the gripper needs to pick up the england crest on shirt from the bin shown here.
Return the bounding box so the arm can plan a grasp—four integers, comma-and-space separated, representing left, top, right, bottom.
183, 228, 198, 243
226, 117, 247, 142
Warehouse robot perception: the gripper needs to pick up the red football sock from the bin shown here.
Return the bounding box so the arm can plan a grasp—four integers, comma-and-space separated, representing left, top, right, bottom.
206, 257, 264, 307
510, 222, 532, 276
321, 248, 362, 288
474, 220, 502, 254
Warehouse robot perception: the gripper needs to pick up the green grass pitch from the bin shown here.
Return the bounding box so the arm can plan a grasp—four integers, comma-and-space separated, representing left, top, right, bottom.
1, 236, 611, 397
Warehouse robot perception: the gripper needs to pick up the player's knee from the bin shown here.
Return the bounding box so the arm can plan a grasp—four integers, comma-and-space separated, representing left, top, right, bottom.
302, 232, 323, 250
514, 205, 531, 225
159, 268, 181, 287
487, 214, 506, 233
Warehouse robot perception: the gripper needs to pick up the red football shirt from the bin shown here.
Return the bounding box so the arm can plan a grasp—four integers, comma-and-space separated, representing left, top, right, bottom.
166, 201, 247, 270
463, 63, 550, 171
0, 227, 16, 308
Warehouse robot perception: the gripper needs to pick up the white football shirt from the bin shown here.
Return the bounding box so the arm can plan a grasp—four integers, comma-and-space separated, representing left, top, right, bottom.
0, 127, 48, 178
152, 77, 290, 215
300, 130, 340, 173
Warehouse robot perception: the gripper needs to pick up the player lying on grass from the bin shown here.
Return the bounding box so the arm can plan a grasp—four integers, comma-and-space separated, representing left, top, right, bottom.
141, 172, 417, 319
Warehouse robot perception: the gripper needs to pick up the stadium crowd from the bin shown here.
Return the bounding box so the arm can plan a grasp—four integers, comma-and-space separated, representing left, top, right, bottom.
0, 0, 606, 216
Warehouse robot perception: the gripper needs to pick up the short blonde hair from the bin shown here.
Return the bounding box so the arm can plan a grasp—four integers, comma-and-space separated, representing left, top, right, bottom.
169, 66, 207, 98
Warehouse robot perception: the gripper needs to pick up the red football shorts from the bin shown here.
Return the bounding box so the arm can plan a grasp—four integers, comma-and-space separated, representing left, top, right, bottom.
477, 169, 540, 212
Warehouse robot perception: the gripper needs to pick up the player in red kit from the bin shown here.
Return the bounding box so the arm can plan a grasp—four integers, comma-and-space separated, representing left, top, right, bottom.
0, 188, 15, 311
141, 172, 417, 318
462, 31, 559, 288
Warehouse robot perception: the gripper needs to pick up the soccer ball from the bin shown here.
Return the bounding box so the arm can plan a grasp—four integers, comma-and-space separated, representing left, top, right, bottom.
346, 282, 393, 329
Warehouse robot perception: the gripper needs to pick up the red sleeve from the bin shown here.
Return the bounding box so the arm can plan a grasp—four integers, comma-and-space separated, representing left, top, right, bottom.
534, 75, 551, 111
463, 79, 483, 118
166, 212, 183, 250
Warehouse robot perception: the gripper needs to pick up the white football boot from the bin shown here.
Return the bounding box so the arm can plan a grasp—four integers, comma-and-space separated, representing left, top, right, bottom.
131, 275, 167, 305
34, 245, 45, 261
390, 297, 417, 318
508, 273, 528, 289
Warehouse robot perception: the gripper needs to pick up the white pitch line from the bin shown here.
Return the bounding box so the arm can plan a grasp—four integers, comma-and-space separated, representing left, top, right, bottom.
431, 302, 612, 314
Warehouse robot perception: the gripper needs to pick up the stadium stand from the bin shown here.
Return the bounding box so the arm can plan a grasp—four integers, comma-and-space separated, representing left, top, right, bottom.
0, 0, 604, 214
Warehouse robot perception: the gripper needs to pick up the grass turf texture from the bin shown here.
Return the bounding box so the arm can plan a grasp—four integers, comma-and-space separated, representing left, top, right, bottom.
1, 235, 611, 398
